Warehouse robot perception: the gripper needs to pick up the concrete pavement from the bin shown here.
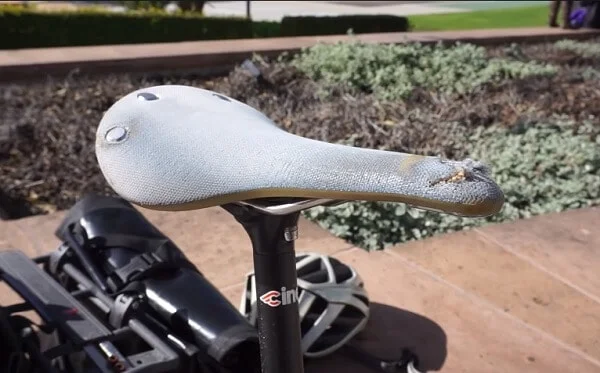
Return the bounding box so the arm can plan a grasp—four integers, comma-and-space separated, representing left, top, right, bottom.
6, 1, 547, 21
203, 1, 545, 21
203, 1, 466, 21
0, 204, 599, 372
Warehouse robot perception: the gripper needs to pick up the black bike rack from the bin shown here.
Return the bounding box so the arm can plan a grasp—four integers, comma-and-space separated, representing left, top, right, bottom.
0, 250, 182, 373
0, 196, 423, 373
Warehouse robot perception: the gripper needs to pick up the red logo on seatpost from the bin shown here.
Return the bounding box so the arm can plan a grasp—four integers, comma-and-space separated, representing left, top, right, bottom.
260, 290, 281, 307
259, 287, 298, 308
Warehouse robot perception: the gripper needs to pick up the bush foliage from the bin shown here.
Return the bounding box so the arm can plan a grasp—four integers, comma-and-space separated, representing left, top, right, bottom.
304, 117, 600, 250
280, 15, 409, 37
291, 41, 557, 100
554, 39, 600, 57
0, 7, 409, 49
286, 39, 600, 250
0, 6, 258, 49
2, 37, 598, 251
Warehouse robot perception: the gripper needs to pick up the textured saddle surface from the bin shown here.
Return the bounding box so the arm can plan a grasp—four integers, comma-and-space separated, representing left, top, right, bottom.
95, 85, 504, 217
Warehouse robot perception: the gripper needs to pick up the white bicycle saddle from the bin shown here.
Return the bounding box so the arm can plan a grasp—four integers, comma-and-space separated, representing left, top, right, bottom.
95, 85, 504, 217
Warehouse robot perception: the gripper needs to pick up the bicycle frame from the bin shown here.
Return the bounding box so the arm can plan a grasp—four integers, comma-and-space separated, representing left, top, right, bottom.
223, 198, 340, 373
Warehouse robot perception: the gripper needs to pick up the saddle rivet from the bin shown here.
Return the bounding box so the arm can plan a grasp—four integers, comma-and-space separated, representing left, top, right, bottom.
105, 127, 128, 143
284, 226, 298, 242
137, 92, 159, 101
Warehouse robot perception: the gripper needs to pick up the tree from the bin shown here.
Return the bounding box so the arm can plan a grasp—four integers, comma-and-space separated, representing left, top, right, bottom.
119, 1, 206, 13
119, 1, 165, 10
177, 0, 205, 12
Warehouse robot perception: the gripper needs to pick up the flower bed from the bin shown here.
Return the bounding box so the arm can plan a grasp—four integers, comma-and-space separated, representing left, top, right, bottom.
1, 39, 599, 249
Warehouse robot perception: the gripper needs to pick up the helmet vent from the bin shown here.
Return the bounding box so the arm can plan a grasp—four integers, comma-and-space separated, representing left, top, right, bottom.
330, 257, 353, 283
300, 296, 328, 334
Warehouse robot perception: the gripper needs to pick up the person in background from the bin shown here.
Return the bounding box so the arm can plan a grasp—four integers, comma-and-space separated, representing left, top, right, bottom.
549, 0, 575, 28
579, 0, 600, 28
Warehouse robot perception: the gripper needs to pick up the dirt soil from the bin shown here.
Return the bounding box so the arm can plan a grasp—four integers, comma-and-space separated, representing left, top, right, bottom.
1, 41, 599, 219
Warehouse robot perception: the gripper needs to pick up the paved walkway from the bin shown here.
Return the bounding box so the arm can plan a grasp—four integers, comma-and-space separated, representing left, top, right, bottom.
211, 1, 545, 20
8, 1, 545, 21
203, 1, 465, 20
1, 205, 599, 372
2, 27, 599, 82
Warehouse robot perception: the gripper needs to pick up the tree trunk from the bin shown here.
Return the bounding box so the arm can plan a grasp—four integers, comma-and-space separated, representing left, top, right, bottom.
179, 0, 205, 12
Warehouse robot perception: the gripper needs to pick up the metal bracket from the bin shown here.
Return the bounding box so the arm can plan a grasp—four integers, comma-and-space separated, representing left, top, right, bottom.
236, 198, 343, 216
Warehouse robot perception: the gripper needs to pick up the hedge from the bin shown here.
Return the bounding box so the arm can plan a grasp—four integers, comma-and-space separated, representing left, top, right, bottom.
0, 7, 410, 50
280, 15, 409, 37
0, 6, 279, 49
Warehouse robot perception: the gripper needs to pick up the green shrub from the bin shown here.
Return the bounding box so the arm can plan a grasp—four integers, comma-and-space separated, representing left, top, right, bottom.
469, 117, 600, 218
0, 8, 412, 49
581, 67, 600, 81
291, 41, 557, 100
117, 1, 167, 10
252, 20, 282, 38
118, 1, 208, 12
0, 7, 262, 49
304, 117, 600, 250
280, 15, 409, 37
555, 39, 600, 57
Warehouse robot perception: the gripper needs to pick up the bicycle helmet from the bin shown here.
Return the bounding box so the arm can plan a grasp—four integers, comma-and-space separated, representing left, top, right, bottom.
239, 253, 370, 358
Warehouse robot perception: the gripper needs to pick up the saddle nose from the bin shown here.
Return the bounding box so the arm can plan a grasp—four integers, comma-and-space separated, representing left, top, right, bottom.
95, 85, 504, 217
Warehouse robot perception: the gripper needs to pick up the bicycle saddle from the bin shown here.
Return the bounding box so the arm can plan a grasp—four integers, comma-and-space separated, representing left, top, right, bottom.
95, 85, 504, 217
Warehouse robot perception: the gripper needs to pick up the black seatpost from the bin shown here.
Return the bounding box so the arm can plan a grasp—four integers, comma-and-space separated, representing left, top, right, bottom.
223, 204, 305, 373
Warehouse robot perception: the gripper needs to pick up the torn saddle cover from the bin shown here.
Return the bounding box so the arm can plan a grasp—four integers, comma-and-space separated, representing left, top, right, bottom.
54, 193, 199, 293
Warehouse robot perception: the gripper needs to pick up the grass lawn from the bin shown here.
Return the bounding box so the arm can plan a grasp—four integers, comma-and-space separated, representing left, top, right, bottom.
409, 5, 549, 31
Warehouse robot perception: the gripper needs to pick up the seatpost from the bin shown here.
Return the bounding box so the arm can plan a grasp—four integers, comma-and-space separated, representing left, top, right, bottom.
223, 204, 305, 373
